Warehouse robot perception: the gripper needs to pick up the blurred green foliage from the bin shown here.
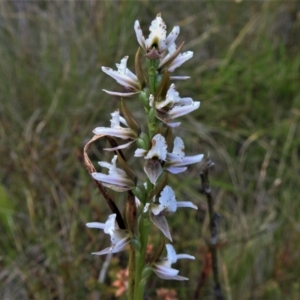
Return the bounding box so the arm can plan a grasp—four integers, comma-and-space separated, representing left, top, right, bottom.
0, 1, 300, 299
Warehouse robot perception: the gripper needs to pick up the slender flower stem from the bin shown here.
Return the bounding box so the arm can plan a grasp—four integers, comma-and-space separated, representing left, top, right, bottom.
132, 180, 153, 299
134, 215, 151, 299
128, 245, 136, 300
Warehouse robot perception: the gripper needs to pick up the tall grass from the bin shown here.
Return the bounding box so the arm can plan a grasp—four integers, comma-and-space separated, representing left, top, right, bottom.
0, 1, 299, 299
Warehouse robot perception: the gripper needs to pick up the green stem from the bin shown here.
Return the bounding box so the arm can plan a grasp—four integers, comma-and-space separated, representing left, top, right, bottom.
127, 244, 136, 300
130, 59, 160, 299
133, 215, 151, 299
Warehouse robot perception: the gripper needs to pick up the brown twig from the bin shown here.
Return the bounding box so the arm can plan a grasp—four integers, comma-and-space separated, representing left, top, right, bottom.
197, 158, 224, 300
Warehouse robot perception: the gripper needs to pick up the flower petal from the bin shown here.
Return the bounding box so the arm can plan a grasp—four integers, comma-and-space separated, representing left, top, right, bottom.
93, 127, 136, 140
144, 134, 167, 160
166, 166, 187, 174
92, 237, 130, 255
134, 20, 146, 50
171, 154, 204, 167
153, 265, 188, 281
134, 148, 148, 157
170, 76, 190, 80
166, 244, 195, 263
165, 26, 180, 46
92, 172, 133, 188
150, 214, 172, 241
176, 201, 198, 210
176, 254, 195, 260
104, 140, 135, 151
168, 101, 200, 119
168, 51, 193, 72
166, 121, 181, 128
86, 222, 105, 229
102, 89, 140, 97
158, 186, 177, 213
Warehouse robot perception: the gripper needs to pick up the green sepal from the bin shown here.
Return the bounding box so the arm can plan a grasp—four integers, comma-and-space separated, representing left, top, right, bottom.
165, 126, 173, 150
116, 151, 137, 184
141, 265, 152, 280
158, 41, 185, 72
123, 190, 137, 235
148, 66, 157, 95
151, 126, 164, 137
148, 107, 156, 122
149, 236, 166, 264
149, 172, 168, 199
154, 70, 170, 101
130, 238, 141, 252
139, 216, 151, 247
120, 98, 141, 136
135, 47, 146, 89
139, 89, 150, 109
146, 58, 160, 70
132, 185, 147, 205
136, 132, 150, 150
154, 73, 162, 92
148, 108, 159, 136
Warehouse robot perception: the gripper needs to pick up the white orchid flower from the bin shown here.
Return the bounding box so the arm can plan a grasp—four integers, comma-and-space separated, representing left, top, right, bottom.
93, 111, 138, 151
86, 214, 130, 255
153, 244, 195, 280
146, 185, 198, 215
134, 14, 179, 54
134, 134, 167, 184
92, 155, 135, 192
102, 56, 140, 97
166, 137, 204, 174
144, 185, 197, 240
156, 84, 194, 109
155, 84, 200, 127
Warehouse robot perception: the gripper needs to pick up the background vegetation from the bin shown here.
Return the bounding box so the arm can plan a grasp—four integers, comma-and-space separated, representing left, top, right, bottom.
1, 1, 300, 299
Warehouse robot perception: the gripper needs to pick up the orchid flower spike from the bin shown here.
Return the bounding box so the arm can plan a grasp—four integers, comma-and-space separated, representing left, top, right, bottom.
102, 56, 141, 97
153, 244, 195, 280
93, 110, 138, 151
134, 13, 179, 58
92, 155, 135, 192
86, 214, 130, 255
